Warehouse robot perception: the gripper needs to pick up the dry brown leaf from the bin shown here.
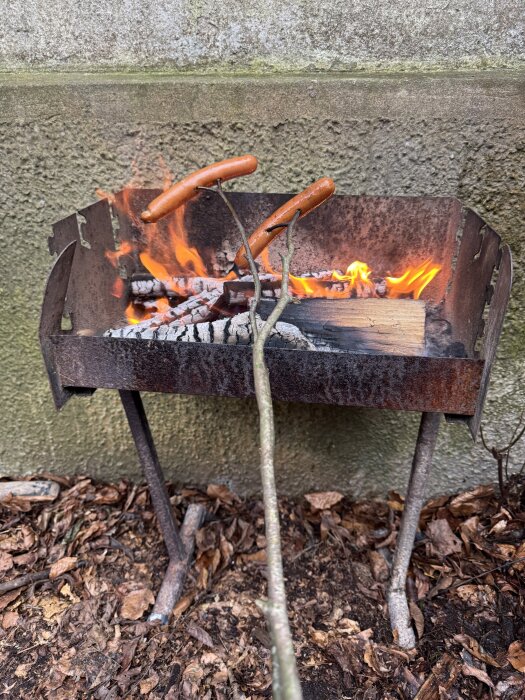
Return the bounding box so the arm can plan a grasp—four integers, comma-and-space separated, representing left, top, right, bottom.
49, 556, 78, 580
0, 589, 21, 611
426, 519, 462, 557
207, 483, 237, 504
187, 622, 214, 648
139, 671, 159, 694
38, 594, 69, 622
508, 641, 525, 672
369, 551, 389, 582
173, 593, 194, 618
120, 588, 155, 621
311, 629, 328, 645
15, 662, 32, 678
409, 601, 425, 639
304, 491, 344, 511
448, 485, 494, 517
454, 634, 501, 667
461, 662, 494, 688
0, 551, 13, 575
240, 549, 267, 564
1, 610, 19, 629
93, 486, 121, 504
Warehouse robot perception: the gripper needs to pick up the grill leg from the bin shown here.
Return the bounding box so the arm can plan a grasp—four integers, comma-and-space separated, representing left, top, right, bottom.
119, 390, 206, 623
387, 411, 441, 649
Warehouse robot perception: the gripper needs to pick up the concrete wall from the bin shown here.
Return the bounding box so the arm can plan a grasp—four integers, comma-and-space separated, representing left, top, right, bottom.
1, 1, 524, 73
1, 70, 524, 497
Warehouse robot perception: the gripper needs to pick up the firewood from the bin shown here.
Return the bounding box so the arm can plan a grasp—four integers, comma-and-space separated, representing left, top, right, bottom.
0, 480, 60, 502
107, 311, 314, 349
105, 290, 223, 338
130, 273, 278, 299
258, 298, 426, 356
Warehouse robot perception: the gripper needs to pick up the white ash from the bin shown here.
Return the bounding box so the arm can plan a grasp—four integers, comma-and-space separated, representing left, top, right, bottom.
130, 273, 277, 299
107, 311, 315, 350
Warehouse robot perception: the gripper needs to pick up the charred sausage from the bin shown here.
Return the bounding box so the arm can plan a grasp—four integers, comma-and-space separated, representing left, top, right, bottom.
141, 154, 258, 223
233, 177, 335, 269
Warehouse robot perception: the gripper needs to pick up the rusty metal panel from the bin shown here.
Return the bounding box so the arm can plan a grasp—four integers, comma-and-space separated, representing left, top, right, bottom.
446, 210, 503, 356
112, 190, 461, 304
38, 242, 78, 409
74, 199, 125, 333
50, 335, 484, 415
468, 244, 513, 438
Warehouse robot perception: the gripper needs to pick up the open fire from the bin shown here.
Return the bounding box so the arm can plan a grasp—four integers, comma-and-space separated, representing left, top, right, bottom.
101, 165, 441, 340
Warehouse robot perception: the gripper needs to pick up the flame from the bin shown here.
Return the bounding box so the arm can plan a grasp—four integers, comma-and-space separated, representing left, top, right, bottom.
100, 162, 441, 310
386, 259, 441, 299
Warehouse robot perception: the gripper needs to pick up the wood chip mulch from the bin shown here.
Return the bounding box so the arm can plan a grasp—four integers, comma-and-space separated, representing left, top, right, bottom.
1, 474, 525, 699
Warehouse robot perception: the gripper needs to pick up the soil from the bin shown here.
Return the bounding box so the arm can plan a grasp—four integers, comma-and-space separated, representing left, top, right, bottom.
1, 475, 525, 699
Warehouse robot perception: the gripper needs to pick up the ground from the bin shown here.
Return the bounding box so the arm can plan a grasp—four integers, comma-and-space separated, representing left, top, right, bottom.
1, 475, 525, 699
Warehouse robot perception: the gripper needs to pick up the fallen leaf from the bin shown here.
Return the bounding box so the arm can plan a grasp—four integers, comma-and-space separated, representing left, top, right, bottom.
49, 556, 78, 580
0, 552, 13, 575
139, 671, 159, 694
240, 549, 266, 564
369, 551, 389, 582
1, 610, 19, 629
311, 629, 328, 645
173, 593, 194, 618
448, 485, 494, 517
0, 589, 21, 611
508, 641, 525, 672
120, 588, 155, 621
39, 594, 69, 622
207, 484, 237, 505
187, 622, 214, 648
304, 491, 344, 511
426, 519, 462, 557
15, 662, 32, 678
462, 663, 494, 688
93, 486, 121, 504
454, 634, 501, 667
409, 601, 425, 639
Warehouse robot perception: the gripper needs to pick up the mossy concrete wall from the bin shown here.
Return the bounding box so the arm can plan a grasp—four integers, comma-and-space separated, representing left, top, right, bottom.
0, 1, 524, 72
0, 71, 524, 496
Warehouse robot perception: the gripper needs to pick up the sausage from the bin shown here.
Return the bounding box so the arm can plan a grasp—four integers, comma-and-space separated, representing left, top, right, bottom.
233, 177, 335, 269
140, 154, 258, 223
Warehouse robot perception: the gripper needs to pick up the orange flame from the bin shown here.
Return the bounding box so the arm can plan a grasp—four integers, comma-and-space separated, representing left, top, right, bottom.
386, 259, 441, 299
100, 162, 441, 308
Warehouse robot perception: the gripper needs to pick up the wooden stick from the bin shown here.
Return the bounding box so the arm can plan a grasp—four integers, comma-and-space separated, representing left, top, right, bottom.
148, 503, 207, 624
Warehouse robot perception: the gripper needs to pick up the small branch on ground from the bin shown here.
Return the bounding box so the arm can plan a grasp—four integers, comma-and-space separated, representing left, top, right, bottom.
481, 409, 525, 503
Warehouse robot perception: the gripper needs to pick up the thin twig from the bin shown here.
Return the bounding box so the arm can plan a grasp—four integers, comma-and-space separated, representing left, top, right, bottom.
198, 180, 261, 337
0, 569, 51, 594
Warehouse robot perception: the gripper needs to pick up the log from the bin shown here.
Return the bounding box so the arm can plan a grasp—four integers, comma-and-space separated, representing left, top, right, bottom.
108, 311, 315, 349
0, 480, 60, 502
258, 298, 426, 356
130, 273, 278, 299
148, 503, 207, 624
105, 290, 223, 338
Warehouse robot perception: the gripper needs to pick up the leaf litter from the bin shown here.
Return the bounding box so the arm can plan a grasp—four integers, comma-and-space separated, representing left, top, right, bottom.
0, 475, 525, 698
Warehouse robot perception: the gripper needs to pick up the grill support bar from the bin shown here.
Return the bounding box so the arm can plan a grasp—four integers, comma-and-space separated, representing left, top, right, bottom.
387, 411, 441, 648
119, 390, 206, 623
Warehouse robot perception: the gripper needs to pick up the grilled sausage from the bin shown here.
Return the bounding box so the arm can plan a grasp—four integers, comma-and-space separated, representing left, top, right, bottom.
234, 177, 335, 269
141, 154, 258, 223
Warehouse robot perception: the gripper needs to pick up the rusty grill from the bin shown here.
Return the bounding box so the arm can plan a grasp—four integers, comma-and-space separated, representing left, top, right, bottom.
39, 188, 512, 626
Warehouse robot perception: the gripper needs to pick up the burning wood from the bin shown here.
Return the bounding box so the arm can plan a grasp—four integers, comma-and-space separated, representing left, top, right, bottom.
106, 311, 315, 349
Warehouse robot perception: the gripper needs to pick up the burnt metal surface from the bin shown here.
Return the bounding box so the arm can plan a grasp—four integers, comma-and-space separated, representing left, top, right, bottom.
119, 390, 184, 559
50, 334, 484, 415
468, 244, 513, 438
39, 242, 79, 409
446, 210, 504, 356
41, 191, 512, 427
